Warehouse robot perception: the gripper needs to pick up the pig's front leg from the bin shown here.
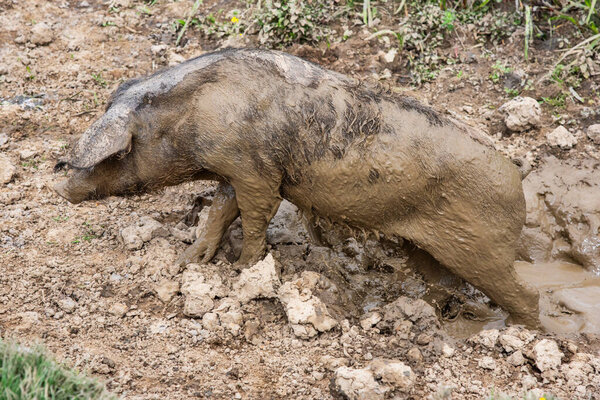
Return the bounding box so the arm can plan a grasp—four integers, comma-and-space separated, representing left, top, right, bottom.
231, 179, 282, 265
177, 182, 240, 266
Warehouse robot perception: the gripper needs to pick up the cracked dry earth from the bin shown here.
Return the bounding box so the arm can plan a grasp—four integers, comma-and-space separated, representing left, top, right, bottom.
1, 0, 600, 399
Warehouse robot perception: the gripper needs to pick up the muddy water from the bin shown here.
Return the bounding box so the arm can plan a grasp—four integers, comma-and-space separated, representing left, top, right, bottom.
515, 261, 600, 334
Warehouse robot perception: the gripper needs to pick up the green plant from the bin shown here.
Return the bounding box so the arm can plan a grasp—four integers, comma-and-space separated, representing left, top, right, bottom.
504, 87, 520, 98
254, 0, 334, 46
441, 10, 456, 31
489, 61, 512, 83
25, 65, 34, 81
0, 340, 115, 400
91, 73, 107, 87
541, 92, 567, 108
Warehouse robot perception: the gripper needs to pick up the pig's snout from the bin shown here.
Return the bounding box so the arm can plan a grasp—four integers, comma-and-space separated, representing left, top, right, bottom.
53, 178, 92, 204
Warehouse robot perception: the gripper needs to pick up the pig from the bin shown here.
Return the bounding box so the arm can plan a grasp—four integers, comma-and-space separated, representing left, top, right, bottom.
54, 48, 540, 327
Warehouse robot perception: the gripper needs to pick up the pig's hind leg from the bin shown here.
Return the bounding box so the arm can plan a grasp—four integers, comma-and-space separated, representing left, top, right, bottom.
177, 182, 240, 266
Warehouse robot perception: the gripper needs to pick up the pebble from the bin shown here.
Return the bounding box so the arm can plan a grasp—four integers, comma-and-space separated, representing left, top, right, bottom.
58, 297, 77, 313
0, 154, 16, 184
498, 96, 542, 133
546, 126, 577, 148
30, 22, 54, 46
533, 339, 563, 372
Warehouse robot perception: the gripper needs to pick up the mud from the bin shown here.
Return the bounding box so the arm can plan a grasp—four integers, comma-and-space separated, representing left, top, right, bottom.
57, 48, 539, 326
516, 261, 600, 334
2, 1, 600, 398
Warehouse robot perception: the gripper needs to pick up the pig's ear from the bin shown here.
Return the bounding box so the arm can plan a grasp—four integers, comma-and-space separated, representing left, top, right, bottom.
68, 121, 133, 169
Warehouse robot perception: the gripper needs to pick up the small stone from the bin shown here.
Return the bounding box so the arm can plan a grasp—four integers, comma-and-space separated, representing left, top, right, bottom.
498, 97, 542, 133
154, 279, 179, 303
30, 22, 54, 46
18, 148, 38, 160
507, 350, 526, 366
475, 329, 499, 349
369, 358, 415, 390
58, 297, 77, 313
233, 253, 280, 303
220, 311, 243, 335
533, 339, 563, 372
547, 126, 577, 149
181, 266, 227, 318
0, 154, 16, 184
120, 226, 143, 250
278, 272, 338, 338
109, 302, 128, 318
360, 312, 382, 330
407, 347, 423, 363
441, 343, 455, 358
522, 374, 538, 390
586, 124, 600, 144
321, 355, 349, 371
202, 312, 220, 331
333, 366, 387, 400
478, 356, 496, 370
499, 334, 525, 353
137, 216, 168, 242
383, 48, 397, 64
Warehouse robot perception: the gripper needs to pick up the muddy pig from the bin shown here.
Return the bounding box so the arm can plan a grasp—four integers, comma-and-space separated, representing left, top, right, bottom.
54, 48, 540, 327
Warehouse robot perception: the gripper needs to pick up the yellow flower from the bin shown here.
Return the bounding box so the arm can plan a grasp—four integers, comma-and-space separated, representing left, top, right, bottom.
231, 16, 239, 23
539, 397, 546, 400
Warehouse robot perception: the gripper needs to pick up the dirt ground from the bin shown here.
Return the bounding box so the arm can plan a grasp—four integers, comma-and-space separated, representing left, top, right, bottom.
1, 0, 600, 399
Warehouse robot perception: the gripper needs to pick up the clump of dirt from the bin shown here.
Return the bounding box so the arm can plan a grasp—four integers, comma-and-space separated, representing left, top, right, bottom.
1, 1, 600, 399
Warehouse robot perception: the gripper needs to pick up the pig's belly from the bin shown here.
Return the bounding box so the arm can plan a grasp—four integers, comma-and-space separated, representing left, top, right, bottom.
281, 153, 432, 232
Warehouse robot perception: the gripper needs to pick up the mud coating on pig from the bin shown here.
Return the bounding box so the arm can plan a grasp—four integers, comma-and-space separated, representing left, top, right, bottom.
54, 48, 540, 327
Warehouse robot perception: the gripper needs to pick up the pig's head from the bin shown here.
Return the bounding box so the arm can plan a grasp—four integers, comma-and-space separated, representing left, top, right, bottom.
54, 98, 199, 204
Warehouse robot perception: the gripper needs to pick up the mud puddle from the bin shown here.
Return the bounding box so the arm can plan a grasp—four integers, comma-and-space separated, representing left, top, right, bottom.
516, 261, 600, 334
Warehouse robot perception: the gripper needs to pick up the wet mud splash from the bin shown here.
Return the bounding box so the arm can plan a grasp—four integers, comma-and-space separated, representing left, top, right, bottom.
516, 261, 600, 334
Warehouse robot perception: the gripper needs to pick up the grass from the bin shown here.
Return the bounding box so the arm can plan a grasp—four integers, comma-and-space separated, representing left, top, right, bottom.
0, 340, 115, 400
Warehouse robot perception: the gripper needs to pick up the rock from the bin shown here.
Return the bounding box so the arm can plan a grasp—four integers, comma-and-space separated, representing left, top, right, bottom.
58, 297, 77, 313
120, 217, 168, 250
533, 339, 563, 372
31, 22, 54, 46
181, 265, 227, 317
546, 126, 577, 148
478, 356, 496, 370
109, 302, 128, 318
377, 296, 438, 333
586, 124, 600, 144
471, 329, 500, 349
277, 272, 338, 339
266, 200, 307, 245
202, 312, 220, 331
18, 148, 38, 160
383, 48, 397, 64
137, 217, 168, 242
518, 156, 600, 271
233, 253, 280, 303
333, 366, 387, 400
507, 350, 526, 366
219, 310, 243, 336
369, 358, 415, 390
0, 154, 16, 184
360, 312, 382, 330
498, 97, 542, 133
120, 226, 143, 250
441, 343, 455, 358
154, 279, 179, 303
499, 334, 525, 353
407, 347, 423, 363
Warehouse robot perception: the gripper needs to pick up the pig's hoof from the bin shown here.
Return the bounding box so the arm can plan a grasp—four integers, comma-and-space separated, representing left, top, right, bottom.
176, 249, 200, 267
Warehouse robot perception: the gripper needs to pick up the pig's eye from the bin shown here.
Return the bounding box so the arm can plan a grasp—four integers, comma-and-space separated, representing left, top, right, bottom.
115, 140, 133, 160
